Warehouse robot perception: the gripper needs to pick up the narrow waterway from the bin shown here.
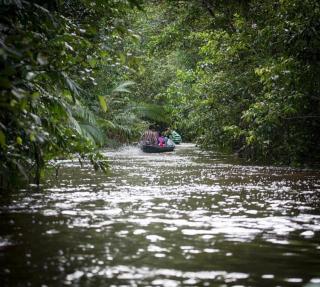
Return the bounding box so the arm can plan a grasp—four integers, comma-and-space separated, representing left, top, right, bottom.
1, 143, 320, 286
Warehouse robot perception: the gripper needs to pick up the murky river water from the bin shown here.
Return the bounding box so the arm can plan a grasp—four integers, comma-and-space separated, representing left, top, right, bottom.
1, 143, 320, 287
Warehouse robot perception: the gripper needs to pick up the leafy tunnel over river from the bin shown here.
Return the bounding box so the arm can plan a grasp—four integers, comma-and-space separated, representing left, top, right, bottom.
1, 144, 320, 286
1, 1, 320, 286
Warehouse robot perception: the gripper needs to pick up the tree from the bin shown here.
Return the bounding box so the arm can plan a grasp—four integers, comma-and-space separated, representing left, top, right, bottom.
0, 0, 143, 189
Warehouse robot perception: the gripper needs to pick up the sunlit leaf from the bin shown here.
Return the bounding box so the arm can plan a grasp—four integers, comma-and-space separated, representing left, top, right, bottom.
16, 136, 22, 145
30, 133, 36, 142
98, 96, 108, 112
88, 58, 97, 68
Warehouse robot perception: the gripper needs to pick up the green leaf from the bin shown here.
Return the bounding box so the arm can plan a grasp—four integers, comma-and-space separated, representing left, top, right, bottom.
99, 50, 109, 58
98, 96, 108, 112
30, 133, 36, 142
68, 115, 82, 134
88, 58, 97, 68
79, 123, 105, 146
62, 89, 73, 101
112, 81, 135, 93
119, 53, 126, 65
61, 72, 81, 99
31, 92, 40, 99
131, 33, 141, 44
16, 136, 22, 145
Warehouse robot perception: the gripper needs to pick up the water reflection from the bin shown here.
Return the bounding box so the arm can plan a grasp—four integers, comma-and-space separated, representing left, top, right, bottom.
1, 143, 320, 286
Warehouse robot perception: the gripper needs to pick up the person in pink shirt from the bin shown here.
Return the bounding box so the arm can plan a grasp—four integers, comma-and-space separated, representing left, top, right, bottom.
158, 134, 165, 147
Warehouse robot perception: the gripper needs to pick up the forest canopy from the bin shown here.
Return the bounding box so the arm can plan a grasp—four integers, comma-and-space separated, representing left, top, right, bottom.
1, 0, 320, 188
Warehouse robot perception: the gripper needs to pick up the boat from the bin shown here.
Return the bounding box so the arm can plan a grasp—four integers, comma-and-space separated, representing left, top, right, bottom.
140, 144, 175, 153
170, 130, 182, 144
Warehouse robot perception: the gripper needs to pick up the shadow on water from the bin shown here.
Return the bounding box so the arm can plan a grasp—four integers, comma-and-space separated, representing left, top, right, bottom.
1, 143, 320, 286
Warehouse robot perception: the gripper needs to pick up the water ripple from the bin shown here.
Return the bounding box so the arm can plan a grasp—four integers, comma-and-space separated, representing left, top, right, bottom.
1, 143, 320, 286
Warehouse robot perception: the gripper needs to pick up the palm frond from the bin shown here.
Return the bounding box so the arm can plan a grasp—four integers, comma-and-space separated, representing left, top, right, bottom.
128, 103, 170, 124
107, 112, 140, 137
97, 119, 116, 130
112, 81, 135, 93
79, 123, 105, 146
72, 105, 98, 126
61, 72, 82, 98
114, 112, 139, 124
68, 114, 83, 135
67, 102, 105, 146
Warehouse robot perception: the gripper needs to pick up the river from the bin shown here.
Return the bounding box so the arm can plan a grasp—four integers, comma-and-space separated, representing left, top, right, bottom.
1, 143, 320, 286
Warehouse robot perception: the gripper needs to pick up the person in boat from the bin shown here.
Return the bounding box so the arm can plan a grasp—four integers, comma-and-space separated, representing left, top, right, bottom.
158, 133, 166, 147
163, 127, 179, 145
141, 127, 158, 146
163, 127, 171, 137
170, 130, 182, 144
166, 137, 175, 147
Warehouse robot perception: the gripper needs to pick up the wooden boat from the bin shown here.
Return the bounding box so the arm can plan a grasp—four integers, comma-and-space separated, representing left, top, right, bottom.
140, 144, 175, 153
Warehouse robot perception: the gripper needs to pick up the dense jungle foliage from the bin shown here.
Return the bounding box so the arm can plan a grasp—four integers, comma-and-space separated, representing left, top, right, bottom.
130, 0, 320, 165
1, 0, 320, 189
0, 0, 147, 188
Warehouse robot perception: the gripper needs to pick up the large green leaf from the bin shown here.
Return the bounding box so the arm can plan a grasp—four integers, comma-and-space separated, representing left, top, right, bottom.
98, 96, 108, 112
